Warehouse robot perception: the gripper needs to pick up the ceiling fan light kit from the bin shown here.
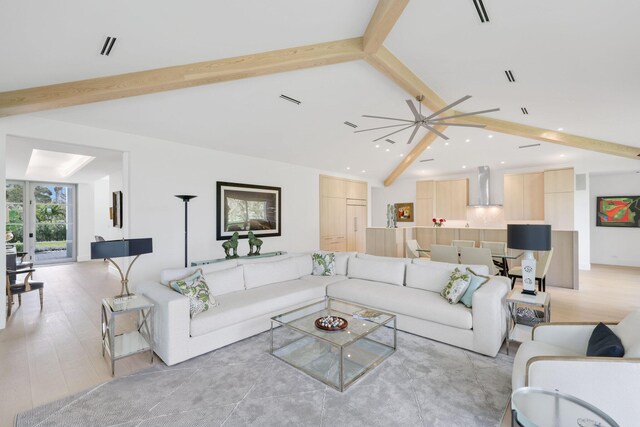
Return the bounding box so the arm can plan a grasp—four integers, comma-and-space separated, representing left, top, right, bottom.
358, 95, 500, 144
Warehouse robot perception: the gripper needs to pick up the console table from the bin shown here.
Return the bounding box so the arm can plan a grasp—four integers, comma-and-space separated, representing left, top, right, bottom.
191, 251, 287, 266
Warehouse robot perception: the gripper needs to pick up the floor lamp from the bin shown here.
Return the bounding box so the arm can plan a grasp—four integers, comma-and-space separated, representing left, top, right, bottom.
507, 224, 552, 295
175, 195, 197, 268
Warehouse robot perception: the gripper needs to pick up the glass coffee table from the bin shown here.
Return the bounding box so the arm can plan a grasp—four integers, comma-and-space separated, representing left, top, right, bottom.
270, 297, 396, 391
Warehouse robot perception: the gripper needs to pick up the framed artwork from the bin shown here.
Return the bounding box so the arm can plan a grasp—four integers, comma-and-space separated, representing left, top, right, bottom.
395, 202, 414, 222
112, 191, 123, 228
596, 196, 640, 227
216, 181, 281, 240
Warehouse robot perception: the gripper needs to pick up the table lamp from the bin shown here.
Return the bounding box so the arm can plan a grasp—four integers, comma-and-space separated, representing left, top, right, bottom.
91, 238, 153, 298
507, 224, 551, 295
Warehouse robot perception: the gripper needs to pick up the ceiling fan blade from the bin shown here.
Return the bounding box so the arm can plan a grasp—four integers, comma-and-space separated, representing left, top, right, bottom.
362, 115, 415, 123
406, 124, 421, 145
406, 100, 421, 120
373, 124, 416, 142
425, 95, 472, 120
421, 123, 450, 140
429, 108, 501, 122
429, 122, 487, 128
354, 123, 415, 133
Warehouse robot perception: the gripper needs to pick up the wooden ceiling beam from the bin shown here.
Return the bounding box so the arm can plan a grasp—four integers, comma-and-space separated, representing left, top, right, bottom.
448, 112, 640, 160
383, 125, 447, 186
363, 0, 409, 54
366, 46, 446, 113
0, 37, 365, 117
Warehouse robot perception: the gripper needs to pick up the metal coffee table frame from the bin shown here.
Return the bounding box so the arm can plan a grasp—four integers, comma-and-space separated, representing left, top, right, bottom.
270, 297, 396, 392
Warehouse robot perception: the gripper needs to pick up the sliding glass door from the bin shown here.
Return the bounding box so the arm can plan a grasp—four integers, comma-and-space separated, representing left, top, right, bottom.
5, 181, 76, 264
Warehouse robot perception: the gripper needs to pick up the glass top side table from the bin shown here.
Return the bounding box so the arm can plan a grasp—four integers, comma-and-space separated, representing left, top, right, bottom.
101, 295, 154, 376
511, 387, 619, 427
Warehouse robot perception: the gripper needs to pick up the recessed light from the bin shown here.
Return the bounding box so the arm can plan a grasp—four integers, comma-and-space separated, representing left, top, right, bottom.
488, 134, 494, 138
426, 146, 432, 150
361, 170, 366, 173
500, 161, 505, 164
559, 154, 566, 158
399, 154, 404, 157
465, 139, 471, 142
375, 144, 380, 148
385, 148, 390, 152
346, 167, 350, 170
445, 142, 449, 146
557, 127, 564, 131
462, 165, 467, 169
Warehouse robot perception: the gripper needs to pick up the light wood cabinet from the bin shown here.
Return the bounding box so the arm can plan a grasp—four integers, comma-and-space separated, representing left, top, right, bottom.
434, 179, 468, 220
544, 168, 575, 230
503, 172, 544, 220
544, 168, 574, 193
416, 180, 434, 225
365, 228, 405, 257
416, 180, 434, 199
319, 175, 368, 251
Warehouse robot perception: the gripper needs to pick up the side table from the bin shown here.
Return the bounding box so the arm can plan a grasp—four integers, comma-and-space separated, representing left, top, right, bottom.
101, 295, 154, 376
506, 290, 550, 355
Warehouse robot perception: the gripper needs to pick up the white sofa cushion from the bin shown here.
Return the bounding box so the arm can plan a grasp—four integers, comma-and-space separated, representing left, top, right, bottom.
160, 259, 238, 285
356, 253, 412, 265
190, 279, 325, 337
612, 309, 640, 357
407, 260, 489, 293
327, 279, 473, 330
243, 257, 301, 289
300, 274, 348, 286
237, 254, 290, 265
205, 266, 245, 296
291, 254, 313, 277
334, 252, 355, 275
347, 257, 406, 286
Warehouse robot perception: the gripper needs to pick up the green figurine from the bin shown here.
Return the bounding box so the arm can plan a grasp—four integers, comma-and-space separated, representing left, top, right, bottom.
247, 231, 263, 256
222, 232, 240, 258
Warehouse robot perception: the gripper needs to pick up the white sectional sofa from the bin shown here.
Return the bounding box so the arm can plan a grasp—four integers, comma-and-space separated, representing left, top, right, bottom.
138, 252, 510, 366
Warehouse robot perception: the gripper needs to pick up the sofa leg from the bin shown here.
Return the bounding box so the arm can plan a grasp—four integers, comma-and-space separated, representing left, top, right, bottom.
18, 294, 21, 306
39, 289, 44, 310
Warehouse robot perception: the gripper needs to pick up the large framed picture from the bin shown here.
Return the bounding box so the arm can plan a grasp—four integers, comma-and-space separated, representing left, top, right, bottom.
596, 196, 640, 227
216, 181, 281, 240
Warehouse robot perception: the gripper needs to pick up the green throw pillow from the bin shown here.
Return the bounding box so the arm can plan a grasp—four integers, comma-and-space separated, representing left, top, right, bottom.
459, 268, 490, 308
440, 268, 471, 304
312, 253, 336, 276
169, 269, 217, 318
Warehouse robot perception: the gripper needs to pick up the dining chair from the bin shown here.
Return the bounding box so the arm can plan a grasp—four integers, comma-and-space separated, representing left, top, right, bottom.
460, 247, 498, 275
508, 248, 555, 291
451, 240, 475, 250
430, 244, 460, 264
406, 239, 429, 259
480, 241, 508, 275
6, 253, 45, 317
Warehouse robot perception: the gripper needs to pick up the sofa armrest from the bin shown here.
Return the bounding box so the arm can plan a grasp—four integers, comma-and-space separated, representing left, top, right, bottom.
526, 356, 640, 426
137, 281, 190, 366
532, 323, 604, 354
471, 276, 510, 356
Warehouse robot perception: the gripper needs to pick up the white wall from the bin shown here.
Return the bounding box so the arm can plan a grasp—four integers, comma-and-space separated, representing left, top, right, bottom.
0, 116, 368, 295
573, 173, 591, 270
93, 177, 111, 240
590, 172, 640, 267
76, 182, 95, 262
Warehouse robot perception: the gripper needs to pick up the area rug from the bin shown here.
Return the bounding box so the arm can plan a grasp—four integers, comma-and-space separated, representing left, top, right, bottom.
16, 331, 513, 426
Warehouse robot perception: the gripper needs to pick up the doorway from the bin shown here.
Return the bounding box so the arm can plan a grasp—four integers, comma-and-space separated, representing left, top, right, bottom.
6, 180, 77, 264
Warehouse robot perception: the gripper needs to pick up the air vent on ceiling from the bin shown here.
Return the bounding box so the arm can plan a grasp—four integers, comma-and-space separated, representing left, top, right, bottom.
279, 94, 301, 105
419, 158, 435, 163
385, 139, 397, 144
344, 121, 358, 128
505, 70, 515, 82
521, 107, 529, 115
518, 143, 541, 149
100, 36, 117, 56
472, 0, 490, 23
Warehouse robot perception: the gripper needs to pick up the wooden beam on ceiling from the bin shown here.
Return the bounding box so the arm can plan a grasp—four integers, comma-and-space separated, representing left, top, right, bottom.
448, 113, 640, 160
363, 0, 410, 54
383, 125, 447, 187
0, 37, 365, 118
366, 46, 447, 113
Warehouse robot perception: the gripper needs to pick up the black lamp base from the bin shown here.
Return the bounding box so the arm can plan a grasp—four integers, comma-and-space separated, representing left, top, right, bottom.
521, 289, 538, 296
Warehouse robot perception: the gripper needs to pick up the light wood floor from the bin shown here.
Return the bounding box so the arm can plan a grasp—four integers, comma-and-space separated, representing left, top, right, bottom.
1, 262, 639, 427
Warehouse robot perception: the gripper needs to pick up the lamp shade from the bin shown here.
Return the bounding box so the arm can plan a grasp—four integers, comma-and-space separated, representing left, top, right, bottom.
91, 238, 153, 260
507, 224, 551, 251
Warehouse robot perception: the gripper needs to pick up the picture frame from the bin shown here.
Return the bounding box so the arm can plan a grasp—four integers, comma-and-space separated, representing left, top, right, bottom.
596, 196, 640, 227
112, 191, 123, 228
216, 181, 281, 240
394, 202, 414, 222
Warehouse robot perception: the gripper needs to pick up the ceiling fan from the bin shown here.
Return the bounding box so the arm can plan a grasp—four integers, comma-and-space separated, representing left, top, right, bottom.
356, 95, 500, 145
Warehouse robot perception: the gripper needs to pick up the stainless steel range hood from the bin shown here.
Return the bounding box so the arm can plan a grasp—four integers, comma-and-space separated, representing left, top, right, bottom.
469, 166, 502, 207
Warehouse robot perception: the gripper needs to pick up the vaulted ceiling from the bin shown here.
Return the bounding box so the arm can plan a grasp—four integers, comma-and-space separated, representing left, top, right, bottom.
2, 0, 639, 184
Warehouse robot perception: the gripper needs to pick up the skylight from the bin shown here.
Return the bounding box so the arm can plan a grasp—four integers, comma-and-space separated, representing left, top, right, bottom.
26, 149, 96, 178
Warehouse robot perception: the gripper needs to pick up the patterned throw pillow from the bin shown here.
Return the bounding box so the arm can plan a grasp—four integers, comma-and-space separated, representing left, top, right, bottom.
459, 268, 490, 308
440, 268, 472, 304
169, 269, 217, 318
312, 253, 336, 276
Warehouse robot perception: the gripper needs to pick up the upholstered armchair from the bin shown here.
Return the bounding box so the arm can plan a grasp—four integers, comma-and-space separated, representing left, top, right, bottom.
512, 309, 640, 426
